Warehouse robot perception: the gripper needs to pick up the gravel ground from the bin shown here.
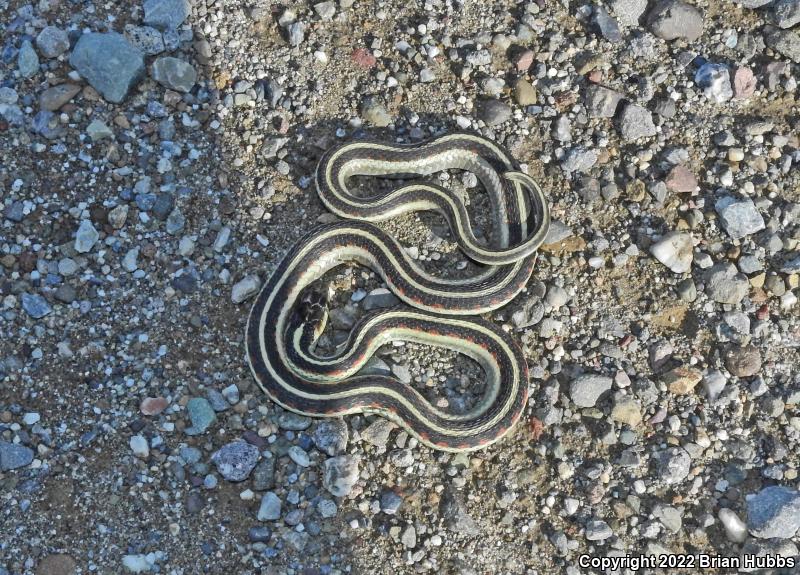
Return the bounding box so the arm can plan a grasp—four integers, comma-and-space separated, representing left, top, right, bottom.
1, 0, 800, 573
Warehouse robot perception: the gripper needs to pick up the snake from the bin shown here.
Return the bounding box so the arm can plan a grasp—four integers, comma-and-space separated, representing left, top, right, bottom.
246, 132, 550, 451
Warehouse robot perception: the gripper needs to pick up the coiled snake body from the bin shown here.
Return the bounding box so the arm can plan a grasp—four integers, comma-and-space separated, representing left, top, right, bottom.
246, 132, 550, 451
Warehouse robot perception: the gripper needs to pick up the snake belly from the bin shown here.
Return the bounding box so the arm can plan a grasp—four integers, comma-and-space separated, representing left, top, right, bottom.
246, 132, 550, 451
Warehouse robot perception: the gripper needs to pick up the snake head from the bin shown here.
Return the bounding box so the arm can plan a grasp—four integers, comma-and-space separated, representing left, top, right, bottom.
297, 288, 330, 340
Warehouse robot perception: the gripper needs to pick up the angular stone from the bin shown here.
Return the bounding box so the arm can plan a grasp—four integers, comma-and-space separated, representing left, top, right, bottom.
715, 196, 765, 239
570, 373, 612, 408
611, 397, 642, 426
584, 84, 623, 118
74, 219, 99, 253
21, 293, 52, 319
647, 0, 704, 42
732, 67, 757, 99
212, 441, 260, 482
152, 57, 197, 93
323, 455, 360, 497
18, 40, 40, 78
770, 0, 800, 29
747, 486, 800, 539
36, 26, 70, 58
705, 263, 749, 304
0, 441, 34, 471
477, 99, 512, 126
69, 33, 145, 103
231, 275, 261, 304
665, 165, 698, 193
514, 78, 537, 106
764, 26, 800, 63
257, 492, 282, 521
616, 103, 656, 141
124, 25, 166, 56
650, 232, 693, 273
143, 0, 191, 30
654, 447, 691, 484
694, 63, 733, 103
663, 366, 702, 394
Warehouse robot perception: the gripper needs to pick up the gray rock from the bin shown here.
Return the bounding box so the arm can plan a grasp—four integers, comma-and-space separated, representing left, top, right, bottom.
312, 419, 348, 456
593, 6, 622, 42
86, 119, 114, 141
439, 488, 481, 536
323, 455, 360, 497
695, 63, 733, 103
257, 492, 282, 521
21, 293, 52, 319
650, 232, 693, 273
610, 0, 648, 26
74, 219, 99, 253
248, 526, 271, 542
252, 458, 275, 491
184, 397, 216, 435
584, 85, 624, 118
561, 146, 598, 173
278, 412, 312, 430
715, 196, 765, 239
360, 418, 395, 447
362, 288, 400, 310
647, 0, 704, 41
733, 0, 772, 6
69, 33, 145, 103
288, 446, 310, 467
18, 40, 39, 78
380, 490, 403, 514
655, 447, 691, 484
764, 26, 800, 63
747, 486, 800, 539
124, 25, 166, 56
143, 0, 190, 30
36, 26, 70, 58
211, 441, 260, 482
705, 263, 749, 304
478, 99, 512, 126
4, 201, 25, 222
771, 0, 800, 28
286, 22, 306, 46
152, 57, 197, 93
314, 1, 337, 20
511, 296, 545, 329
231, 275, 261, 304
360, 97, 392, 127
616, 103, 656, 141
653, 504, 683, 533
543, 220, 573, 244
585, 519, 613, 541
0, 441, 34, 471
570, 373, 612, 407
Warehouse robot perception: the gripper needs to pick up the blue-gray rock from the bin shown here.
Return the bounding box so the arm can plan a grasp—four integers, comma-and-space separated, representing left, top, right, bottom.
747, 486, 800, 539
248, 526, 271, 542
780, 256, 800, 273
36, 26, 70, 58
185, 397, 216, 435
771, 0, 800, 29
124, 25, 166, 55
561, 146, 598, 173
74, 219, 99, 253
477, 99, 511, 126
165, 208, 185, 235
4, 201, 25, 222
380, 490, 403, 514
593, 6, 622, 42
286, 22, 306, 46
323, 455, 360, 497
647, 0, 704, 41
252, 457, 275, 491
257, 492, 282, 521
18, 40, 39, 78
22, 293, 52, 319
211, 440, 260, 481
695, 63, 733, 103
144, 0, 191, 30
655, 447, 691, 484
569, 373, 612, 407
312, 419, 348, 456
0, 441, 35, 471
277, 412, 312, 430
704, 263, 749, 304
152, 193, 175, 220
69, 33, 145, 103
585, 519, 613, 541
616, 103, 656, 141
715, 196, 765, 239
152, 57, 197, 93
764, 26, 800, 63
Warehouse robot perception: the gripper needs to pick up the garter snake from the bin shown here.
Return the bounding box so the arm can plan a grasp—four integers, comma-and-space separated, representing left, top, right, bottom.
246, 132, 550, 451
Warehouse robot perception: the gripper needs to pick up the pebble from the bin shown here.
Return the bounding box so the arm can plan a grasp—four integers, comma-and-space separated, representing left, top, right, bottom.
360, 97, 392, 127
74, 219, 99, 253
724, 344, 762, 377
21, 293, 52, 319
650, 232, 693, 273
140, 397, 168, 415
212, 441, 260, 481
705, 263, 750, 304
695, 63, 733, 102
478, 99, 512, 126
152, 57, 197, 93
288, 446, 310, 467
771, 0, 800, 28
665, 165, 697, 193
616, 103, 656, 141
122, 555, 151, 573
143, 0, 190, 30
185, 398, 216, 435
36, 26, 70, 58
763, 26, 800, 63
584, 520, 613, 541
360, 418, 395, 447
647, 0, 704, 41
257, 492, 282, 521
715, 196, 765, 239
130, 435, 149, 458
719, 508, 748, 542
0, 441, 34, 471
584, 85, 623, 118
747, 486, 800, 539
17, 40, 39, 78
513, 79, 537, 106
610, 0, 648, 26
231, 275, 262, 304
323, 455, 360, 497
69, 33, 145, 103
252, 458, 275, 491
732, 67, 757, 98
655, 447, 691, 484
663, 366, 702, 394
312, 419, 348, 456
569, 373, 612, 407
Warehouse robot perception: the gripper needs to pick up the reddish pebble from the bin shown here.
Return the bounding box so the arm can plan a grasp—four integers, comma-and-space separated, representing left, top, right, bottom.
756, 304, 769, 320
140, 396, 168, 416
587, 69, 603, 83
513, 49, 534, 72
733, 67, 756, 99
351, 47, 377, 69
665, 164, 698, 193
529, 417, 544, 441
